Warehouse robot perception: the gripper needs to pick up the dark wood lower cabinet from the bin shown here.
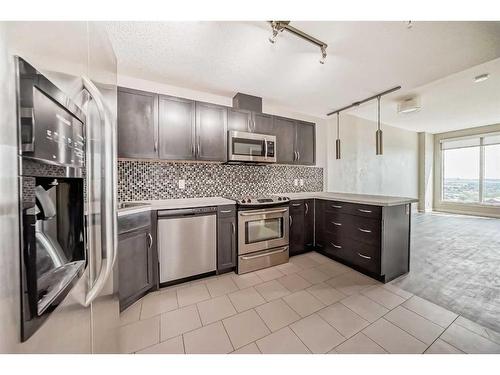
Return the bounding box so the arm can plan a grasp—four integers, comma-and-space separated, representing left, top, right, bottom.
217, 205, 237, 274
118, 212, 156, 311
289, 200, 315, 256
311, 199, 411, 283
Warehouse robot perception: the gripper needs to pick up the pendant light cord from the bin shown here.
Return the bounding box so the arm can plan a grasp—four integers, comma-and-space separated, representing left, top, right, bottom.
377, 96, 381, 131
336, 112, 340, 138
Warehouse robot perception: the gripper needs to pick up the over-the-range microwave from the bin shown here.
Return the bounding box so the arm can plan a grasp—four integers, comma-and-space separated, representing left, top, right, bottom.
227, 130, 277, 163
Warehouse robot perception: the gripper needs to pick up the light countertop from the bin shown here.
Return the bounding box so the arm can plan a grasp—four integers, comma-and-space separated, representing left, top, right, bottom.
277, 192, 418, 207
117, 197, 236, 217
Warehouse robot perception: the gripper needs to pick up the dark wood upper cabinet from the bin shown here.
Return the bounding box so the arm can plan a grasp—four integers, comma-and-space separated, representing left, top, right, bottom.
273, 116, 296, 164
252, 112, 274, 134
158, 95, 196, 160
195, 102, 227, 162
227, 108, 252, 132
117, 87, 315, 165
117, 87, 158, 159
295, 121, 316, 165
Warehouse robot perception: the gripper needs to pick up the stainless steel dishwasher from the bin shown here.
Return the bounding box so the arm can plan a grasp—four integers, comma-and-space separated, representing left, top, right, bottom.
157, 207, 217, 283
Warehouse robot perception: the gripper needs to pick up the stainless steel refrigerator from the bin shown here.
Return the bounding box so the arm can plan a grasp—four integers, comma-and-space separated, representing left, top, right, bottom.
0, 21, 120, 353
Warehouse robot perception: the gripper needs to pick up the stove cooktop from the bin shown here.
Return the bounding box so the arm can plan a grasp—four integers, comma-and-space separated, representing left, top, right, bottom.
235, 195, 290, 207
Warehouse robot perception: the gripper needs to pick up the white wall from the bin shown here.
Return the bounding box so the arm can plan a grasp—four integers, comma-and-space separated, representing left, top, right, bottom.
118, 75, 329, 190
418, 132, 434, 212
326, 113, 419, 198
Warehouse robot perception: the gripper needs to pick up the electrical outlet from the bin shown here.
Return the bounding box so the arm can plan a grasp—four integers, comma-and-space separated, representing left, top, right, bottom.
299, 178, 304, 186
178, 179, 185, 189
294, 179, 298, 186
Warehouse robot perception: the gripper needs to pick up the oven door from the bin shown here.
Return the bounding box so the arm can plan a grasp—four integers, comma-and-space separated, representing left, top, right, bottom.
228, 131, 276, 163
238, 207, 289, 255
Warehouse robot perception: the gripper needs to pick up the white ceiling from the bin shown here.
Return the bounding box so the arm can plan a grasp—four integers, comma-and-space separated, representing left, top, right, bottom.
105, 21, 500, 132
350, 57, 500, 133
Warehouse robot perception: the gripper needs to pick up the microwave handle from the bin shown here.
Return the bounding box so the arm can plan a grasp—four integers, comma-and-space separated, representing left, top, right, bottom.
264, 138, 268, 157
82, 76, 117, 307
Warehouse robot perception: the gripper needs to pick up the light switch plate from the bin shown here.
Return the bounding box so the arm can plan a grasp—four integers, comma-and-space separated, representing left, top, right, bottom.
178, 179, 185, 189
294, 179, 298, 186
299, 178, 304, 186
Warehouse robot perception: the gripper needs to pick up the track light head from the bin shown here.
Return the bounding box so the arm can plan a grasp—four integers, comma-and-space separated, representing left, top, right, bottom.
269, 21, 284, 44
319, 45, 327, 64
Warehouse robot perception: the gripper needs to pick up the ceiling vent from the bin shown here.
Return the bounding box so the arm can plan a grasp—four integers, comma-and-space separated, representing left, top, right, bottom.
397, 96, 421, 114
232, 93, 262, 113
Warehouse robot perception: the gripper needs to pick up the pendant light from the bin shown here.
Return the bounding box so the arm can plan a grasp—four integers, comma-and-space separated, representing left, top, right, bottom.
335, 112, 341, 159
375, 95, 383, 155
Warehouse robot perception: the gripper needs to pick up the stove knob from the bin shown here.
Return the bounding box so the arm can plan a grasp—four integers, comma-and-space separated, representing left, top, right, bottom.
278, 197, 282, 201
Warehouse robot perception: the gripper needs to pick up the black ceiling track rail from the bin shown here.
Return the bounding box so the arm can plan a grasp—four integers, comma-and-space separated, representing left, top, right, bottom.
326, 86, 402, 116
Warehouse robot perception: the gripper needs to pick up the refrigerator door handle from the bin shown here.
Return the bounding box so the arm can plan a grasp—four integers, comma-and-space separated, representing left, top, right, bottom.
82, 76, 117, 307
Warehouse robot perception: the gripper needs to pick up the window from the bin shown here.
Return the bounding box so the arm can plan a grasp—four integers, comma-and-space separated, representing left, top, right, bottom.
484, 144, 500, 204
441, 133, 500, 206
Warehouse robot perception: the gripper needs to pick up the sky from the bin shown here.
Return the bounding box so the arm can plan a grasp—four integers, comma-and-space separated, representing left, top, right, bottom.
444, 145, 500, 180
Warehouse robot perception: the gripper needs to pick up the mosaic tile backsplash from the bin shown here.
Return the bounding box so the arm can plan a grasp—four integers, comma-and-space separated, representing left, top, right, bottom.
117, 160, 324, 201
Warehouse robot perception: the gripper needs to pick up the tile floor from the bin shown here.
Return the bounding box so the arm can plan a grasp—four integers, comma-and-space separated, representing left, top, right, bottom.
119, 252, 500, 354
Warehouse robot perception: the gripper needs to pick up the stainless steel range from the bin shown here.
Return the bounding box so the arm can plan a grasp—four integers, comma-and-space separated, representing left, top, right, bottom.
236, 196, 290, 274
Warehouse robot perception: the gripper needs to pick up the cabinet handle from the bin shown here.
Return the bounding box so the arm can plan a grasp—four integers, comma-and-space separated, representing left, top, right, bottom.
252, 119, 256, 132
357, 252, 372, 260
147, 233, 153, 249
358, 209, 372, 213
331, 204, 342, 209
358, 228, 372, 233
197, 143, 201, 157
290, 216, 293, 227
331, 221, 342, 226
291, 203, 301, 207
305, 203, 309, 215
231, 222, 235, 235
297, 151, 300, 161
220, 210, 232, 214
191, 143, 195, 156
248, 117, 251, 132
154, 139, 158, 152
331, 242, 342, 249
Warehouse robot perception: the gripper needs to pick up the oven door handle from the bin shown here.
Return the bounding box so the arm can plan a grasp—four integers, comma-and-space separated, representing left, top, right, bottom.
240, 246, 289, 260
239, 208, 288, 216
264, 138, 268, 157
82, 76, 117, 307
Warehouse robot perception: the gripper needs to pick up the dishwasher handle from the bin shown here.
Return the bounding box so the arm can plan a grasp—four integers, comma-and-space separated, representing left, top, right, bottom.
157, 207, 217, 218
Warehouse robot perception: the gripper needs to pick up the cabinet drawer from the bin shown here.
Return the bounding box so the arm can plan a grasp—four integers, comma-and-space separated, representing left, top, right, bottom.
344, 239, 381, 275
217, 205, 236, 218
324, 211, 350, 234
349, 216, 381, 245
324, 200, 381, 219
323, 232, 349, 261
323, 212, 380, 246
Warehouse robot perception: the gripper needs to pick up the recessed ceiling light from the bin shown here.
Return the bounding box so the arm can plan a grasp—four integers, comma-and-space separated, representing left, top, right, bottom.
474, 73, 490, 83
397, 97, 421, 114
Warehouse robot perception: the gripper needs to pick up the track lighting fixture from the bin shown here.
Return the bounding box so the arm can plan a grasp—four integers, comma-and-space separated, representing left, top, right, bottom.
268, 21, 284, 44
327, 86, 400, 157
320, 45, 327, 65
268, 21, 328, 64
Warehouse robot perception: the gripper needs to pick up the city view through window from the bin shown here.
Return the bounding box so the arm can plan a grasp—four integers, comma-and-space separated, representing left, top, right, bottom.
443, 142, 500, 205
